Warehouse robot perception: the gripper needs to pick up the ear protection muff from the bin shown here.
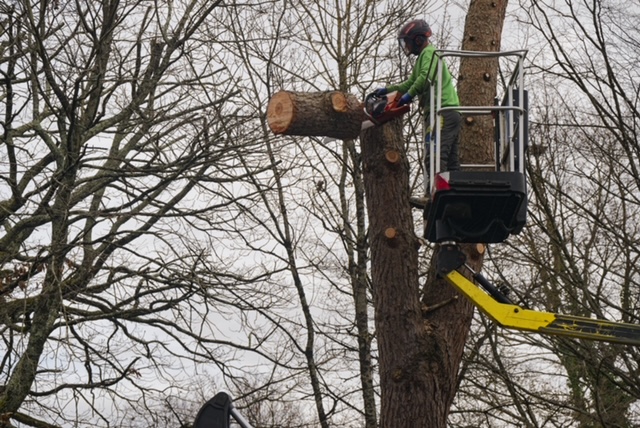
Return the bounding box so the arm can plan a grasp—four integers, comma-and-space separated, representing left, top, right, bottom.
414, 29, 431, 49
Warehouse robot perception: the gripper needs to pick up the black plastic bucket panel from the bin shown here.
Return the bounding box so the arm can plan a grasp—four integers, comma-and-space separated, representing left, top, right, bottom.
425, 171, 527, 243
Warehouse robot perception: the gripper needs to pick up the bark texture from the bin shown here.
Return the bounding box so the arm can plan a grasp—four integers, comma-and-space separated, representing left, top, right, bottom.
458, 0, 509, 166
267, 90, 366, 139
360, 118, 438, 426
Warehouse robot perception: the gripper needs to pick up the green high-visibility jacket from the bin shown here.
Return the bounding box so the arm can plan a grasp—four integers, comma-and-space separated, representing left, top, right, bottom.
387, 44, 459, 117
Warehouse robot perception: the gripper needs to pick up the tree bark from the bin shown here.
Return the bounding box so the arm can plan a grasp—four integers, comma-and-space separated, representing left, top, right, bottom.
267, 90, 366, 139
458, 0, 509, 166
360, 118, 440, 426
266, 3, 508, 424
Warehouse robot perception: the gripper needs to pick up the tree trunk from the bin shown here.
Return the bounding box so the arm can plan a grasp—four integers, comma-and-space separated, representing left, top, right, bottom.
360, 118, 439, 426
342, 137, 379, 428
458, 0, 509, 166
266, 3, 508, 424
266, 90, 366, 139
418, 0, 510, 424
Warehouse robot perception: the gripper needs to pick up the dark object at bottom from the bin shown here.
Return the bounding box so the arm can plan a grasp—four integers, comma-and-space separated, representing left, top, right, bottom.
193, 392, 231, 428
193, 392, 254, 428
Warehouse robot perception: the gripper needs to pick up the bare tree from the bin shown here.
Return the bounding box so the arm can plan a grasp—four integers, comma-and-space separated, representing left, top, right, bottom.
11, 1, 638, 427
359, 1, 509, 426
256, 0, 508, 426
0, 1, 278, 426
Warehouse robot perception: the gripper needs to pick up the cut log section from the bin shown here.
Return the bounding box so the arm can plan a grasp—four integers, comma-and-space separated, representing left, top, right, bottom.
267, 90, 367, 140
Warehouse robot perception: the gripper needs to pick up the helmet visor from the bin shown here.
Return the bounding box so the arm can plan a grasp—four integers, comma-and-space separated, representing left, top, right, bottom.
398, 38, 411, 55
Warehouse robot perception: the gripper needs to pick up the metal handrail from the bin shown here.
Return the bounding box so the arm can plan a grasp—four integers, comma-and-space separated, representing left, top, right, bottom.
425, 49, 528, 195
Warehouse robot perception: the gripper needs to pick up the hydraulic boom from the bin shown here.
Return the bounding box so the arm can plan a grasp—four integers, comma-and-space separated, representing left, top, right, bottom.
438, 243, 640, 346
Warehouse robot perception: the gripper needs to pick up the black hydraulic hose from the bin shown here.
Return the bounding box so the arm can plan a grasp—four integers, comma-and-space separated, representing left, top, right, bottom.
469, 268, 514, 305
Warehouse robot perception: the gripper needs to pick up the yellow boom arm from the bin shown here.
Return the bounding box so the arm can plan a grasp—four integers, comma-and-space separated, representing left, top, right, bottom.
443, 267, 640, 346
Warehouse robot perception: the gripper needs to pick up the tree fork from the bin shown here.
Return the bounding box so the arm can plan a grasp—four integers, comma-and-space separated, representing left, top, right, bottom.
417, 1, 510, 425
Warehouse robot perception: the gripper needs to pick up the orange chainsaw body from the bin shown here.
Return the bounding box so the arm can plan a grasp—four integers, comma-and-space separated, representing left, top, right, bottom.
363, 91, 411, 125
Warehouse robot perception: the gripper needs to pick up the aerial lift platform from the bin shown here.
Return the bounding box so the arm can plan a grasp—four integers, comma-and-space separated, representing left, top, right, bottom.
424, 50, 528, 244
425, 49, 640, 346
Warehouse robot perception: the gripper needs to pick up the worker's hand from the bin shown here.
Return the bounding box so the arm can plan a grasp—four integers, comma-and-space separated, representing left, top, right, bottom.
373, 88, 388, 97
397, 93, 413, 106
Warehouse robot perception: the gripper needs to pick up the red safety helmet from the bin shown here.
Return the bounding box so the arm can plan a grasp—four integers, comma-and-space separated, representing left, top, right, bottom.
397, 19, 432, 56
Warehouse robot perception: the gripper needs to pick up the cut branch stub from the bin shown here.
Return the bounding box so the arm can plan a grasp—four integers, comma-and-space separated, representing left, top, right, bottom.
385, 150, 401, 164
267, 90, 366, 140
384, 227, 397, 239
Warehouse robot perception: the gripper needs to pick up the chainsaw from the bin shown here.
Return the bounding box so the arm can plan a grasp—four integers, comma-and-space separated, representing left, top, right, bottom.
362, 91, 411, 128
322, 91, 411, 143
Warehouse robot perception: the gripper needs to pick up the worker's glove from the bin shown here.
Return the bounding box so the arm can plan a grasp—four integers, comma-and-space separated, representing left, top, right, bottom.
397, 93, 413, 106
373, 88, 388, 97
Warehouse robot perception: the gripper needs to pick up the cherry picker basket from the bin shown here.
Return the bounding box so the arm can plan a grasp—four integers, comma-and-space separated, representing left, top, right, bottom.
422, 50, 529, 244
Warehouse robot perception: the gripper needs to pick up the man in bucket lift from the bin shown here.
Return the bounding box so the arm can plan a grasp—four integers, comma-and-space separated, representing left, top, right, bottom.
373, 19, 461, 207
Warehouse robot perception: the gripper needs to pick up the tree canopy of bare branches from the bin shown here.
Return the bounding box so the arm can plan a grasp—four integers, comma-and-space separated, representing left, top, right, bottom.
3, 0, 640, 427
